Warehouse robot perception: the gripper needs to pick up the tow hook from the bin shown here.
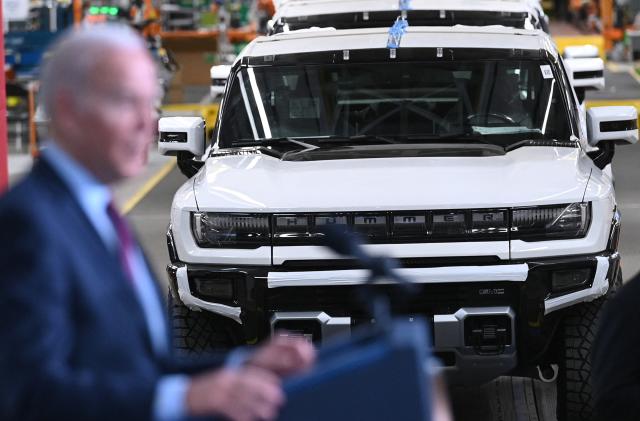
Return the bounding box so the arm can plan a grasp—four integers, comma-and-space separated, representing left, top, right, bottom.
537, 364, 559, 383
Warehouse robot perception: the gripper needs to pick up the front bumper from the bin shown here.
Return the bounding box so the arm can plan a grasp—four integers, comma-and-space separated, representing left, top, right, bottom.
167, 250, 620, 383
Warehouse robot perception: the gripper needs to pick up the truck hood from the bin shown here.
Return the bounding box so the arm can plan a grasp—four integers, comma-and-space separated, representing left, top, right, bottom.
192, 147, 593, 211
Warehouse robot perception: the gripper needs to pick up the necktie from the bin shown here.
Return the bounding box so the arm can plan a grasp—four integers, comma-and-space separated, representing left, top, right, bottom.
107, 201, 169, 355
106, 201, 136, 283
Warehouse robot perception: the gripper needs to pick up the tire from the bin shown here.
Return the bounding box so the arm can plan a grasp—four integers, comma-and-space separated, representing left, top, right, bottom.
168, 293, 242, 356
556, 270, 622, 421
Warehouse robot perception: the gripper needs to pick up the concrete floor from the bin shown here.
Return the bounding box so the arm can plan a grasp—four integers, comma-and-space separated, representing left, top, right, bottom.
588, 67, 640, 101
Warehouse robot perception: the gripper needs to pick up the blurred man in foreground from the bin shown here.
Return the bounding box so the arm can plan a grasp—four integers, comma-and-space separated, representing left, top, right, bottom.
0, 25, 314, 421
592, 273, 640, 421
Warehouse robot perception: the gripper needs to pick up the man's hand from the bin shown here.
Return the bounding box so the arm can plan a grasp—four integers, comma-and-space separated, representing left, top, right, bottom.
185, 334, 315, 420
432, 373, 453, 421
186, 366, 285, 421
247, 334, 316, 377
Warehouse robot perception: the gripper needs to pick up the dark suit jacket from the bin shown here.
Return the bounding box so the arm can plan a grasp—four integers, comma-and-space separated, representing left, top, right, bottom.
592, 272, 640, 421
0, 159, 222, 420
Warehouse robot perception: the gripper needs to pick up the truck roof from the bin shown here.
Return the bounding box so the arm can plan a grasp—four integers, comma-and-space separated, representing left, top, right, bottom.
275, 0, 533, 17
242, 25, 556, 59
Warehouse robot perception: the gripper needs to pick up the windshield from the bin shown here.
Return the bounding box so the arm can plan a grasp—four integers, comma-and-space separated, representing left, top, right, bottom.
218, 58, 573, 148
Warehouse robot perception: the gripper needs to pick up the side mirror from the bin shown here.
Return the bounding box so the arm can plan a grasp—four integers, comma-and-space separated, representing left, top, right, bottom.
587, 106, 638, 147
564, 44, 599, 59
564, 57, 605, 91
210, 65, 231, 98
158, 117, 207, 178
266, 19, 275, 35
158, 116, 206, 156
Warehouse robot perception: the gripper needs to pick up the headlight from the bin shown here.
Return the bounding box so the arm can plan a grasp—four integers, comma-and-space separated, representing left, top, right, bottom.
511, 203, 591, 241
191, 212, 270, 248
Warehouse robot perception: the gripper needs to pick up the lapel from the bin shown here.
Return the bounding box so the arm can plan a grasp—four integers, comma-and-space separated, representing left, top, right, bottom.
139, 247, 172, 354
32, 159, 158, 357
125, 216, 169, 328
140, 250, 168, 321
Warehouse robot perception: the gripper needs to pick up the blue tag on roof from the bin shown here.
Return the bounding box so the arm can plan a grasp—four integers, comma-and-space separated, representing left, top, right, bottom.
399, 0, 411, 11
387, 18, 409, 49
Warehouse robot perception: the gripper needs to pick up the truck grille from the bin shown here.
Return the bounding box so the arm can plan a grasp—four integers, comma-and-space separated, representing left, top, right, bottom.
266, 282, 519, 316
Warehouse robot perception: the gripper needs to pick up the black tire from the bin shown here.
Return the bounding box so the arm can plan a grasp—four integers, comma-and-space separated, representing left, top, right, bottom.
168, 293, 242, 356
557, 270, 622, 421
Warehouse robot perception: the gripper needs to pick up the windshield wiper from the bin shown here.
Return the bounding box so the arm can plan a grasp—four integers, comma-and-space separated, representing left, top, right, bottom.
401, 132, 504, 147
505, 138, 578, 152
232, 133, 506, 151
232, 135, 399, 150
316, 134, 398, 145
212, 144, 284, 158
232, 137, 320, 149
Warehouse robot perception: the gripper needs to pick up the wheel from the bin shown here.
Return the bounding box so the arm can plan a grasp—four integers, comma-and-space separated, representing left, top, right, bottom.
168, 293, 243, 356
556, 270, 622, 421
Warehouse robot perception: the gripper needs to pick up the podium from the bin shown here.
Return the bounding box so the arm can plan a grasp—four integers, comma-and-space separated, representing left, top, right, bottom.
278, 319, 433, 421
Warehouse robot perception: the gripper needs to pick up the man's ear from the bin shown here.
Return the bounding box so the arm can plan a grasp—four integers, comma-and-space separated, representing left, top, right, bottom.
51, 90, 83, 136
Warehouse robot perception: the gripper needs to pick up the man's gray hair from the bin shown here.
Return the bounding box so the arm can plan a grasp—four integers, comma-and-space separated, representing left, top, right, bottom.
40, 24, 148, 118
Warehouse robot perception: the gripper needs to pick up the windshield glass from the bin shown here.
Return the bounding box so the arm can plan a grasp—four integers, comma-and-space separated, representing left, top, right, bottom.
218, 58, 573, 148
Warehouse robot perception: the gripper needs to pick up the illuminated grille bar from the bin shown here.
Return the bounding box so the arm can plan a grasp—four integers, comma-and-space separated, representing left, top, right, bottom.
191, 203, 590, 248
272, 209, 509, 245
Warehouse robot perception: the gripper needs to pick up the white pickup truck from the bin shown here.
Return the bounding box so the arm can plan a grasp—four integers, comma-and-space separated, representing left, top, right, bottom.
159, 26, 637, 421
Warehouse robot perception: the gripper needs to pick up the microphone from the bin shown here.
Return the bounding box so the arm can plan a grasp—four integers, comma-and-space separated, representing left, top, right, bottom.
319, 224, 415, 289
